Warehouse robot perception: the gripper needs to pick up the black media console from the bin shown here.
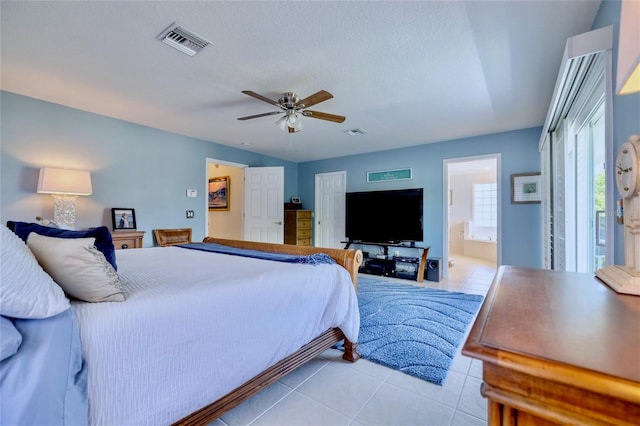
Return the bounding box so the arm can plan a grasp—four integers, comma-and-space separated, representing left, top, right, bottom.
345, 241, 430, 282
363, 256, 422, 280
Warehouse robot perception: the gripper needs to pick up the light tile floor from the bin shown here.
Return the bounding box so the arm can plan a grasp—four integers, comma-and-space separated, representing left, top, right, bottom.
212, 255, 497, 426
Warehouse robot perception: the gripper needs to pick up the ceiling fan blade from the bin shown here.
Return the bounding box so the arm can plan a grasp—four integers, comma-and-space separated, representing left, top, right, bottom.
241, 90, 280, 106
297, 90, 333, 108
302, 110, 346, 123
237, 111, 282, 120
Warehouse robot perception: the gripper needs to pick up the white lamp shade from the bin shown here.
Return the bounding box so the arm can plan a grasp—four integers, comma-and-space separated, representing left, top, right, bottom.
275, 115, 288, 131
288, 113, 303, 131
616, 0, 640, 95
37, 167, 93, 196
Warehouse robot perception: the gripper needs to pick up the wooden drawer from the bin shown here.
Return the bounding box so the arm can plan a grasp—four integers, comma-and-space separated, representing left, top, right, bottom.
112, 231, 145, 249
114, 238, 137, 250
297, 210, 312, 219
297, 228, 312, 238
298, 219, 312, 229
297, 238, 312, 246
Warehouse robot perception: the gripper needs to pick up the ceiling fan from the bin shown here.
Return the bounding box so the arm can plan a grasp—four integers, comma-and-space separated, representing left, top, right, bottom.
237, 90, 346, 133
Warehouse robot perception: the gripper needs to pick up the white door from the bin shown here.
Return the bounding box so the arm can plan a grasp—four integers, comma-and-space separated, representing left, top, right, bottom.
243, 167, 284, 243
314, 171, 346, 248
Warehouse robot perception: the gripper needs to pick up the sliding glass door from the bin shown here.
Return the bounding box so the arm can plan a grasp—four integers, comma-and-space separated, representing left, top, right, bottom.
572, 101, 606, 272
545, 53, 610, 273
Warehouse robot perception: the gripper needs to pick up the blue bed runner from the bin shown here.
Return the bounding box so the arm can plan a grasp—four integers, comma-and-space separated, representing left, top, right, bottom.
176, 242, 336, 265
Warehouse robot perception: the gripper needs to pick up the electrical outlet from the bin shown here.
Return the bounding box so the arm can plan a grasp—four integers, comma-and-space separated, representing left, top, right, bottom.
186, 189, 197, 198
186, 210, 195, 219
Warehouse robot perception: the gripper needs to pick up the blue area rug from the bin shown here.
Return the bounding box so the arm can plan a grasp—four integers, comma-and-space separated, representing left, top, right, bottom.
355, 276, 484, 385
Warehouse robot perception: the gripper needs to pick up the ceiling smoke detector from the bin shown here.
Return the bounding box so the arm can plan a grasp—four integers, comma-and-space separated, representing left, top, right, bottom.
344, 128, 368, 136
158, 23, 210, 56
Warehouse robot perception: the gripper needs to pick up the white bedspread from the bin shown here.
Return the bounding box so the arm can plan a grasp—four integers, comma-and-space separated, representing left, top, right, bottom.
72, 246, 359, 425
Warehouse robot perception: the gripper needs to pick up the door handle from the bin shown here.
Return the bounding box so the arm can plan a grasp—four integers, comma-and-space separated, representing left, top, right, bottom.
275, 221, 283, 225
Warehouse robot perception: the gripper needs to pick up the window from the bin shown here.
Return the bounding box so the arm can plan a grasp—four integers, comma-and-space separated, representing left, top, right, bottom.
473, 183, 497, 227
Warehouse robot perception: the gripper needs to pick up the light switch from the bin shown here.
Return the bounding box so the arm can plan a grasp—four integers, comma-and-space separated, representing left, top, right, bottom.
186, 189, 197, 198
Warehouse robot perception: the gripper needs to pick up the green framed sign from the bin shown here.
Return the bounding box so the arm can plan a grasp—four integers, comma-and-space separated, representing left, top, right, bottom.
367, 168, 413, 183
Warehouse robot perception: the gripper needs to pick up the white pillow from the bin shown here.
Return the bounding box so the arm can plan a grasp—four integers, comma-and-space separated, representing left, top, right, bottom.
26, 233, 125, 303
0, 224, 70, 318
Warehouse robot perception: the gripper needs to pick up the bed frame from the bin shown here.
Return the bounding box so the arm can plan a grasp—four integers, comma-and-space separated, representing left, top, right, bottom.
172, 238, 364, 426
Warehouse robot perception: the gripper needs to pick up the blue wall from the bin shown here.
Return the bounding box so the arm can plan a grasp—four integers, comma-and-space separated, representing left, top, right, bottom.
1, 0, 635, 264
592, 0, 640, 264
0, 91, 298, 246
298, 127, 542, 268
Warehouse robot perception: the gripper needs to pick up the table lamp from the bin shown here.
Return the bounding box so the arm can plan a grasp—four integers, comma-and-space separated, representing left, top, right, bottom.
36, 167, 92, 229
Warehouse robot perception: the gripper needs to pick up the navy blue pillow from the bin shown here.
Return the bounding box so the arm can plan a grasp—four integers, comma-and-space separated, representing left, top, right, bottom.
6, 222, 117, 271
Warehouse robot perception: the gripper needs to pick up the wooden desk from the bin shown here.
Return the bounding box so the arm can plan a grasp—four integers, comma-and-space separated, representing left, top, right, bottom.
462, 266, 640, 425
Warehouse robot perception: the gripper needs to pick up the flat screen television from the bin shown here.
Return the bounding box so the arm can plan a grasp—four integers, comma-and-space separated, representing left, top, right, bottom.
345, 188, 423, 244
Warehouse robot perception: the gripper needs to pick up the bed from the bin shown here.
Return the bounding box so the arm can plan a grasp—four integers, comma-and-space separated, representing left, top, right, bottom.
0, 223, 363, 425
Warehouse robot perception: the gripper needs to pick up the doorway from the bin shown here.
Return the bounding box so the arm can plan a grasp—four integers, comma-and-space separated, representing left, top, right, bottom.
205, 159, 285, 243
444, 154, 501, 277
206, 159, 247, 239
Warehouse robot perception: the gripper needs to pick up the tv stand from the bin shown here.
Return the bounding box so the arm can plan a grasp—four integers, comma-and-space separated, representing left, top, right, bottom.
343, 241, 430, 282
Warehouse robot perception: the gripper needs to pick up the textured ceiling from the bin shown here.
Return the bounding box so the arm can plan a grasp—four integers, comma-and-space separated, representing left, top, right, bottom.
0, 1, 601, 162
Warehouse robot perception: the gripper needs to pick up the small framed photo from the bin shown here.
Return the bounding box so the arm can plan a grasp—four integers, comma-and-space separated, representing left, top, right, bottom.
209, 176, 230, 210
511, 173, 542, 204
111, 208, 137, 230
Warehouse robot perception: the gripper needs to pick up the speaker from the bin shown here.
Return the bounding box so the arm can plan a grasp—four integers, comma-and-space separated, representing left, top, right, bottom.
425, 257, 442, 282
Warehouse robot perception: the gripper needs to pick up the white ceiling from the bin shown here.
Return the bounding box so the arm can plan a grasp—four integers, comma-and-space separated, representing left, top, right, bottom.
0, 1, 601, 162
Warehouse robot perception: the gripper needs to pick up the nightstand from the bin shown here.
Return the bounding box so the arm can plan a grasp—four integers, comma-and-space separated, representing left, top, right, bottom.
111, 231, 145, 249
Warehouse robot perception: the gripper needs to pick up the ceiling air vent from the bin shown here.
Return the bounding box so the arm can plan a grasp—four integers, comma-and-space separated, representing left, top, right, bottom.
344, 128, 368, 136
158, 24, 210, 56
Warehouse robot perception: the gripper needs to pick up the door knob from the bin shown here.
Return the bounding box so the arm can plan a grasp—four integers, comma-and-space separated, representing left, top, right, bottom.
275, 221, 283, 225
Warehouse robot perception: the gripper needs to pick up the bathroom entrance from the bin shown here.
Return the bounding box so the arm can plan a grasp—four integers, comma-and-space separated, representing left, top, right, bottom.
444, 154, 500, 275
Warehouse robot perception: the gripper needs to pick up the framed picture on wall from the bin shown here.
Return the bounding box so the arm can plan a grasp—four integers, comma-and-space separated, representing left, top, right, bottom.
209, 176, 230, 210
111, 208, 137, 230
511, 173, 541, 204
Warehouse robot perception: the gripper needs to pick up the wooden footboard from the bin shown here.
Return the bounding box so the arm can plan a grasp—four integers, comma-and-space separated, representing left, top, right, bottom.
202, 237, 364, 288
172, 238, 364, 426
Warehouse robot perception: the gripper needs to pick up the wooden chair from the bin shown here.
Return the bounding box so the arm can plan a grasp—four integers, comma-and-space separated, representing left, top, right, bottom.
153, 228, 193, 247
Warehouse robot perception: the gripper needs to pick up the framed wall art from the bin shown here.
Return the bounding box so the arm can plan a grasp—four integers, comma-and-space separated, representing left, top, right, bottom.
111, 208, 137, 230
511, 173, 541, 204
366, 168, 412, 183
208, 176, 230, 210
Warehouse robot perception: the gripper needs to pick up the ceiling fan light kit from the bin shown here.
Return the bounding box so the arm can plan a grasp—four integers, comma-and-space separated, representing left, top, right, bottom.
275, 112, 303, 133
238, 90, 345, 133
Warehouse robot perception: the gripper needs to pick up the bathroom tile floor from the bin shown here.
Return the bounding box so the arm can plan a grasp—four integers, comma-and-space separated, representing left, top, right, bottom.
211, 255, 496, 426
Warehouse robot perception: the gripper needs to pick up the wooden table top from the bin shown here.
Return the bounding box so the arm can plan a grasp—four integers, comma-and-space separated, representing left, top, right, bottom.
464, 266, 640, 384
